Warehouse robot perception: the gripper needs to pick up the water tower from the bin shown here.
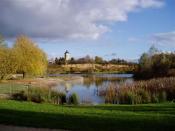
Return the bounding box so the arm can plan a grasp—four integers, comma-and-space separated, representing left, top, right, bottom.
64, 50, 70, 64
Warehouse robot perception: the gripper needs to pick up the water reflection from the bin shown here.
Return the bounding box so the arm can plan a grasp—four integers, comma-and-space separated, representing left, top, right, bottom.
53, 74, 133, 104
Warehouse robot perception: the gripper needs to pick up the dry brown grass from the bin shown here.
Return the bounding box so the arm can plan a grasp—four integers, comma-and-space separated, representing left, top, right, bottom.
48, 64, 136, 74
100, 77, 175, 104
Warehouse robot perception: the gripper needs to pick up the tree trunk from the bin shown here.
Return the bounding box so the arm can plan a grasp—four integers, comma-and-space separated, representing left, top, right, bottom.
23, 72, 25, 79
0, 76, 3, 80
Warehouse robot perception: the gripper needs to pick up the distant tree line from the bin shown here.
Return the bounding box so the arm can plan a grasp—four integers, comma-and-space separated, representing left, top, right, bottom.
135, 46, 175, 79
0, 35, 47, 79
53, 55, 135, 65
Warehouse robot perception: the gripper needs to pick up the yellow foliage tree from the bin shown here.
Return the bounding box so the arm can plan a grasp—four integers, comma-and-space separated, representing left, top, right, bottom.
0, 34, 7, 47
13, 36, 47, 78
0, 47, 18, 79
0, 35, 18, 79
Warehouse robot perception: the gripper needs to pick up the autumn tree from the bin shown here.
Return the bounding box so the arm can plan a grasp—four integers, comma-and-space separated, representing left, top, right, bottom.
0, 34, 7, 47
0, 48, 18, 79
13, 36, 47, 78
0, 35, 18, 79
135, 45, 175, 79
95, 56, 103, 64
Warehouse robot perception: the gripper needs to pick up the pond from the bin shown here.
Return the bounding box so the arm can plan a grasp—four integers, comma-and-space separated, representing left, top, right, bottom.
52, 74, 133, 104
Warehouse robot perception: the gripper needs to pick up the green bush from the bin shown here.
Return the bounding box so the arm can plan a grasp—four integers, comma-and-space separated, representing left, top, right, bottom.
68, 93, 79, 105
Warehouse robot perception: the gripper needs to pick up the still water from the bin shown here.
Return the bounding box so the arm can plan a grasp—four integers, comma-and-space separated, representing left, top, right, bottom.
52, 74, 133, 104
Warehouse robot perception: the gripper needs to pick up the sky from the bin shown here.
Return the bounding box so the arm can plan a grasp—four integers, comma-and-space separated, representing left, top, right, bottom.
0, 0, 175, 60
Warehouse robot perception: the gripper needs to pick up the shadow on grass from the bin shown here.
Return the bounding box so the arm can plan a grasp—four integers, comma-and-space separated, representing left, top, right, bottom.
0, 109, 175, 131
65, 104, 175, 115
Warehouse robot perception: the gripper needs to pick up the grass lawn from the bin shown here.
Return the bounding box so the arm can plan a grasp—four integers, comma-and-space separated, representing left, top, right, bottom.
0, 100, 175, 131
0, 83, 27, 94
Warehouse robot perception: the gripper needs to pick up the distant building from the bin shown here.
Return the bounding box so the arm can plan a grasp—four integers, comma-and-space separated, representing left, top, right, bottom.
64, 50, 70, 64
48, 58, 55, 64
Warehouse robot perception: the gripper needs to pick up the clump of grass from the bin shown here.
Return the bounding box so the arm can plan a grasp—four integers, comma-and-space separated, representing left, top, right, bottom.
68, 93, 79, 105
101, 77, 175, 104
118, 89, 136, 104
105, 85, 117, 104
27, 87, 44, 103
10, 86, 66, 104
11, 91, 27, 101
50, 91, 66, 104
135, 88, 151, 104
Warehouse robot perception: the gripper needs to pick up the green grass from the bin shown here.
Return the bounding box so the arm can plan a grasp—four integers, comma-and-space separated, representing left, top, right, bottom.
0, 100, 175, 131
0, 83, 27, 94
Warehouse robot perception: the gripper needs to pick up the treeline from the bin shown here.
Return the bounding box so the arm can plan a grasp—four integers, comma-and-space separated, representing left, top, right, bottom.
0, 35, 47, 80
135, 46, 175, 79
54, 55, 135, 65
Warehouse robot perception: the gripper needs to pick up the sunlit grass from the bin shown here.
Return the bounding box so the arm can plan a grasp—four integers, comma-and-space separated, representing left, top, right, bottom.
0, 100, 175, 131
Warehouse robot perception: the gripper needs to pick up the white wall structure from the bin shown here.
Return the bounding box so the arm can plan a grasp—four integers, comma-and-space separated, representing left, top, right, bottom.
64, 50, 71, 64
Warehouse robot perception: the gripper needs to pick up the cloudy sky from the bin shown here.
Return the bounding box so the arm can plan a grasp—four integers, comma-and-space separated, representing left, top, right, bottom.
0, 0, 175, 60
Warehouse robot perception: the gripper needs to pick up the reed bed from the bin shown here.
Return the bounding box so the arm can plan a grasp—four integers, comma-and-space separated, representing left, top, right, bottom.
100, 77, 175, 104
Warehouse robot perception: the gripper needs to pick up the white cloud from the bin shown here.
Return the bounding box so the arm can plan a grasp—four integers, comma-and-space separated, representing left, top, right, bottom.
0, 0, 164, 40
152, 31, 175, 46
140, 0, 164, 8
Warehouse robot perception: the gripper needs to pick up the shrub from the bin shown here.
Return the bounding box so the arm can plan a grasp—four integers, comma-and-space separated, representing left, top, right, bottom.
51, 91, 66, 104
27, 87, 46, 103
10, 86, 67, 104
59, 93, 67, 104
135, 51, 175, 79
11, 91, 27, 101
30, 94, 43, 103
68, 93, 79, 105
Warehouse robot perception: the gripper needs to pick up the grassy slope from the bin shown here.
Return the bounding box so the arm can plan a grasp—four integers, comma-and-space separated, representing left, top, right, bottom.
0, 100, 175, 131
47, 64, 135, 74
